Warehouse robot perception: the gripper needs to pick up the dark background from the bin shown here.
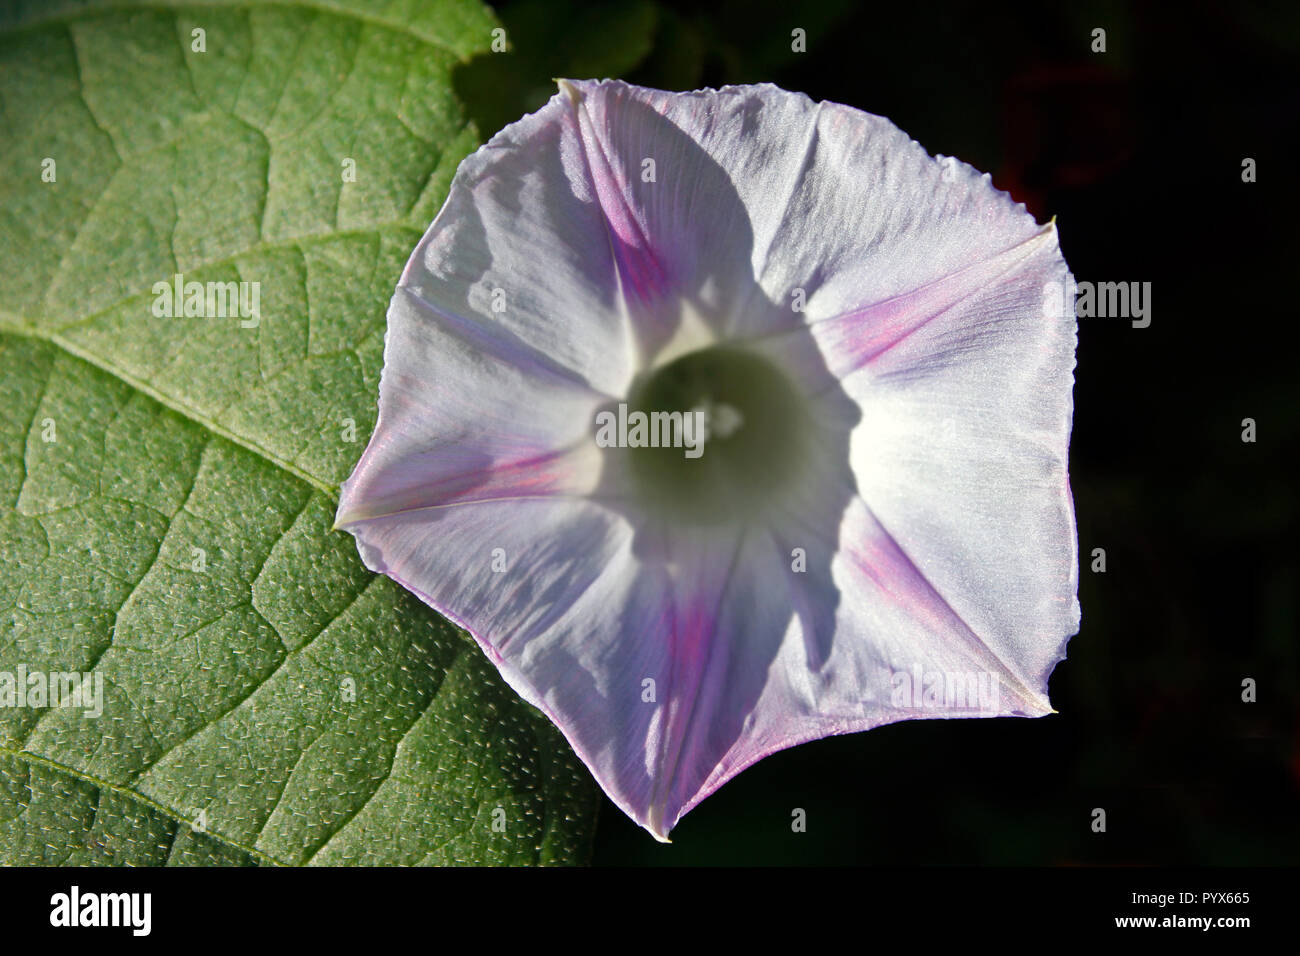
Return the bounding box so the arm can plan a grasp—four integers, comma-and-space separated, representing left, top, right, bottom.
456, 0, 1299, 865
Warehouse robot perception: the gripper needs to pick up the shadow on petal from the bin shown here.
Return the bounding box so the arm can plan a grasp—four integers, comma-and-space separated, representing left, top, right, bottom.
572, 92, 863, 831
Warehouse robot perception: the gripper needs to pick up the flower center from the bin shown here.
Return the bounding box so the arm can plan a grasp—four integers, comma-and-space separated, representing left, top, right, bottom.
623, 346, 811, 524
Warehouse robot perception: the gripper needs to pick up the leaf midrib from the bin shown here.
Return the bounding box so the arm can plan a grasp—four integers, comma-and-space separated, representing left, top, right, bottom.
7, 325, 341, 496
1, 745, 284, 865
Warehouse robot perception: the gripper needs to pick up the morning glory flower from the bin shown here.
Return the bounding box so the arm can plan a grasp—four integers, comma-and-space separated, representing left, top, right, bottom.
335, 79, 1080, 842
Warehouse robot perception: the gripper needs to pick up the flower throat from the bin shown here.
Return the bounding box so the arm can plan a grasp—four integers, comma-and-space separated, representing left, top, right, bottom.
622, 346, 812, 524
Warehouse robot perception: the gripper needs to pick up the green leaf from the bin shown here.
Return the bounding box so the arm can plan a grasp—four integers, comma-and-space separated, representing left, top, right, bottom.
0, 0, 598, 865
